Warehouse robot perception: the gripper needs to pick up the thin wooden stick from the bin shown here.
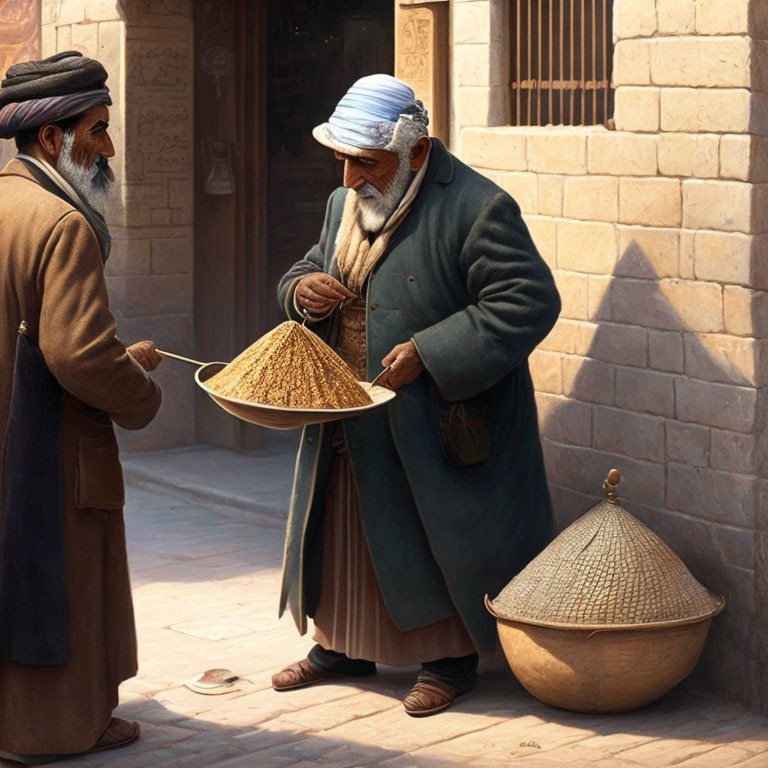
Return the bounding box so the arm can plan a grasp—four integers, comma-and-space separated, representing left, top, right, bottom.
157, 349, 208, 367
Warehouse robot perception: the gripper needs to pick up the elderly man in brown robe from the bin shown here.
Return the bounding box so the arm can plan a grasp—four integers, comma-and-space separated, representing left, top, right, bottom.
0, 52, 161, 761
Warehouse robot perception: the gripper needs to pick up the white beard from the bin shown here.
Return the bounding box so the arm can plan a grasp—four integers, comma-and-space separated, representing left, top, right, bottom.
355, 149, 413, 233
56, 130, 112, 215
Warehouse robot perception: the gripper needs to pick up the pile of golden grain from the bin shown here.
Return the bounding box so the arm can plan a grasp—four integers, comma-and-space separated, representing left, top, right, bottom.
205, 321, 372, 409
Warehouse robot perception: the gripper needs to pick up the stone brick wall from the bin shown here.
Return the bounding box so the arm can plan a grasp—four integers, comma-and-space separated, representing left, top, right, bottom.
41, 0, 195, 449
445, 0, 768, 712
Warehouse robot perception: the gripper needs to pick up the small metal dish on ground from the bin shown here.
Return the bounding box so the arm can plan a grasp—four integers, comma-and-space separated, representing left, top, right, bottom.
486, 469, 725, 714
195, 362, 396, 430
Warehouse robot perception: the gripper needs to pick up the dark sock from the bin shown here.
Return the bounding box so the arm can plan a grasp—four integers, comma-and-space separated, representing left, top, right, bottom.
418, 652, 479, 694
307, 644, 376, 676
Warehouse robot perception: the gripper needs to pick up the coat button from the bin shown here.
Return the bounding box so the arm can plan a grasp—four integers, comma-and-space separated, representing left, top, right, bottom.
370, 302, 379, 310
408, 275, 415, 282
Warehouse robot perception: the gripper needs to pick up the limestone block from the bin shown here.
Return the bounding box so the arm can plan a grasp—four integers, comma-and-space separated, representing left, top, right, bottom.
719, 135, 751, 182
753, 1, 768, 38
83, 0, 122, 22
553, 270, 589, 320
593, 406, 665, 463
619, 178, 682, 228
525, 216, 557, 269
617, 226, 679, 279
611, 278, 681, 330
57, 0, 85, 25
695, 0, 749, 34
649, 329, 684, 373
546, 442, 666, 507
615, 367, 676, 417
679, 231, 695, 279
650, 37, 750, 89
711, 429, 758, 474
454, 44, 501, 88
455, 87, 494, 130
538, 175, 564, 217
661, 88, 751, 134
657, 133, 719, 179
41, 0, 59, 25
753, 183, 768, 235
97, 22, 124, 98
666, 464, 756, 528
57, 25, 72, 50
539, 319, 597, 356
557, 220, 617, 274
588, 275, 612, 321
675, 378, 757, 432
459, 128, 527, 171
587, 321, 648, 367
151, 209, 172, 226
563, 176, 619, 222
613, 41, 651, 86
501, 172, 538, 212
683, 180, 752, 233
42, 23, 56, 58
666, 420, 710, 468
107, 274, 193, 318
724, 286, 768, 338
562, 356, 615, 405
528, 130, 588, 175
536, 393, 592, 445
587, 133, 657, 176
453, 1, 491, 44
659, 279, 724, 333
152, 236, 193, 275
529, 350, 563, 394
694, 231, 752, 286
752, 41, 768, 94
614, 87, 660, 133
657, 0, 695, 34
684, 333, 758, 386
615, 0, 657, 38
105, 238, 151, 277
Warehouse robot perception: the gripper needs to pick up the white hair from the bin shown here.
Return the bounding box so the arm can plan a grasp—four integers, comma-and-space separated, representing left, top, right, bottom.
55, 129, 112, 215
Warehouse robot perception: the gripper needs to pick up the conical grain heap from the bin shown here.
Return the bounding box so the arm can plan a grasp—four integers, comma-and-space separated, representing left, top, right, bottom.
206, 321, 372, 409
491, 471, 722, 627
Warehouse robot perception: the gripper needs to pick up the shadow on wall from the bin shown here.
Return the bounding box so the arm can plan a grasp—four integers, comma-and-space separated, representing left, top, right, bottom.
536, 243, 764, 712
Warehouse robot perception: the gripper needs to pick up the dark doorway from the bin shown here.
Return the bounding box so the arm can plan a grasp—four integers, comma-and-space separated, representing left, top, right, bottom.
194, 0, 393, 448
265, 0, 394, 330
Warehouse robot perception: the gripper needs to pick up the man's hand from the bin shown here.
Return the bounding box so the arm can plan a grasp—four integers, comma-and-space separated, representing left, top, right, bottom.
127, 341, 161, 372
295, 272, 356, 316
378, 341, 424, 391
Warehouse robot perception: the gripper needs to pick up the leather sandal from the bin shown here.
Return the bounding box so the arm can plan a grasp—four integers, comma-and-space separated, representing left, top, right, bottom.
86, 718, 140, 754
403, 681, 463, 717
272, 657, 349, 691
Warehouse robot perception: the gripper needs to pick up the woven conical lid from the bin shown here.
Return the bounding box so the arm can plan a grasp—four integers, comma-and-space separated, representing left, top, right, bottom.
490, 470, 723, 627
206, 321, 372, 409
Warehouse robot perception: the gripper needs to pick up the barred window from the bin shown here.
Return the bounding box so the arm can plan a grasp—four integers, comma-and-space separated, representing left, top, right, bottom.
510, 0, 614, 127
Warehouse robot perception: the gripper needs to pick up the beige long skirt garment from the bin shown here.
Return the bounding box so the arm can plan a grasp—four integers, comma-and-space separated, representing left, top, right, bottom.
312, 299, 476, 666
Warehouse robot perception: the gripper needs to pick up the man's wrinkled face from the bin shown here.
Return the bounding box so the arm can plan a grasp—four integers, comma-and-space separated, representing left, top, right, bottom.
335, 148, 400, 196
55, 104, 115, 215
335, 147, 412, 233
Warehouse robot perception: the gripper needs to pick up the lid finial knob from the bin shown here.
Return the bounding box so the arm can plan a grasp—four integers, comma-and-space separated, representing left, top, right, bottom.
603, 468, 621, 505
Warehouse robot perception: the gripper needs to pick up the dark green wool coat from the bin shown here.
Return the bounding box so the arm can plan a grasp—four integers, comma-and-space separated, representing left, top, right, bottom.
276, 139, 561, 657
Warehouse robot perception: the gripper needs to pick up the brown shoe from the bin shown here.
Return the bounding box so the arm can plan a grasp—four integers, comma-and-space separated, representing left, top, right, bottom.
87, 718, 140, 753
403, 681, 463, 717
272, 657, 346, 691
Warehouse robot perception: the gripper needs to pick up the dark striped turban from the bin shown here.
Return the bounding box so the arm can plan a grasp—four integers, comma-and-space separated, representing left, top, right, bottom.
0, 51, 112, 140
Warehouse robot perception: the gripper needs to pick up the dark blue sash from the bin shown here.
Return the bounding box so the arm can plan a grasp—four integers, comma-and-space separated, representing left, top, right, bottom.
0, 324, 67, 666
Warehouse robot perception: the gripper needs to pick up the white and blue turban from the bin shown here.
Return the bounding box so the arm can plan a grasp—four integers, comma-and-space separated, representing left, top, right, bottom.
313, 74, 429, 155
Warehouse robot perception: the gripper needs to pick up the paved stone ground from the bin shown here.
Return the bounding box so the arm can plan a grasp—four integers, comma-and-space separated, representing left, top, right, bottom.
5, 456, 768, 767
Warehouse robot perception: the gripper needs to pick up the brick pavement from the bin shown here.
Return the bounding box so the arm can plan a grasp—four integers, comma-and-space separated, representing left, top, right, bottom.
3, 479, 768, 767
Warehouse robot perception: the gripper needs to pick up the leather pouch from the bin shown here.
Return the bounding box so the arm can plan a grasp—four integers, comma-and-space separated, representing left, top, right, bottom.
429, 378, 490, 467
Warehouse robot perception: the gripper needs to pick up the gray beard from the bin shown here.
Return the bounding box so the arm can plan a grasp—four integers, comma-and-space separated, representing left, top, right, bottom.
55, 130, 112, 216
355, 150, 413, 233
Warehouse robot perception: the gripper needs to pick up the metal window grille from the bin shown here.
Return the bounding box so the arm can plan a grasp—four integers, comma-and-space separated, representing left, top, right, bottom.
510, 0, 614, 126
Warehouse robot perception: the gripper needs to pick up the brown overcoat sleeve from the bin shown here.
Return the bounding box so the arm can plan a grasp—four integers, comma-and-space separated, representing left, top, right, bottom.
37, 211, 161, 430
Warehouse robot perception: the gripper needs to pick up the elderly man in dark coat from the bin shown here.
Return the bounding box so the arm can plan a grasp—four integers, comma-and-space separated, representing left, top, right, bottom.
0, 52, 161, 759
273, 74, 561, 716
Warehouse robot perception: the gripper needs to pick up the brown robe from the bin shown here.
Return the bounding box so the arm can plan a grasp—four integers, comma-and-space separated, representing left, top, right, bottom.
0, 159, 161, 755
